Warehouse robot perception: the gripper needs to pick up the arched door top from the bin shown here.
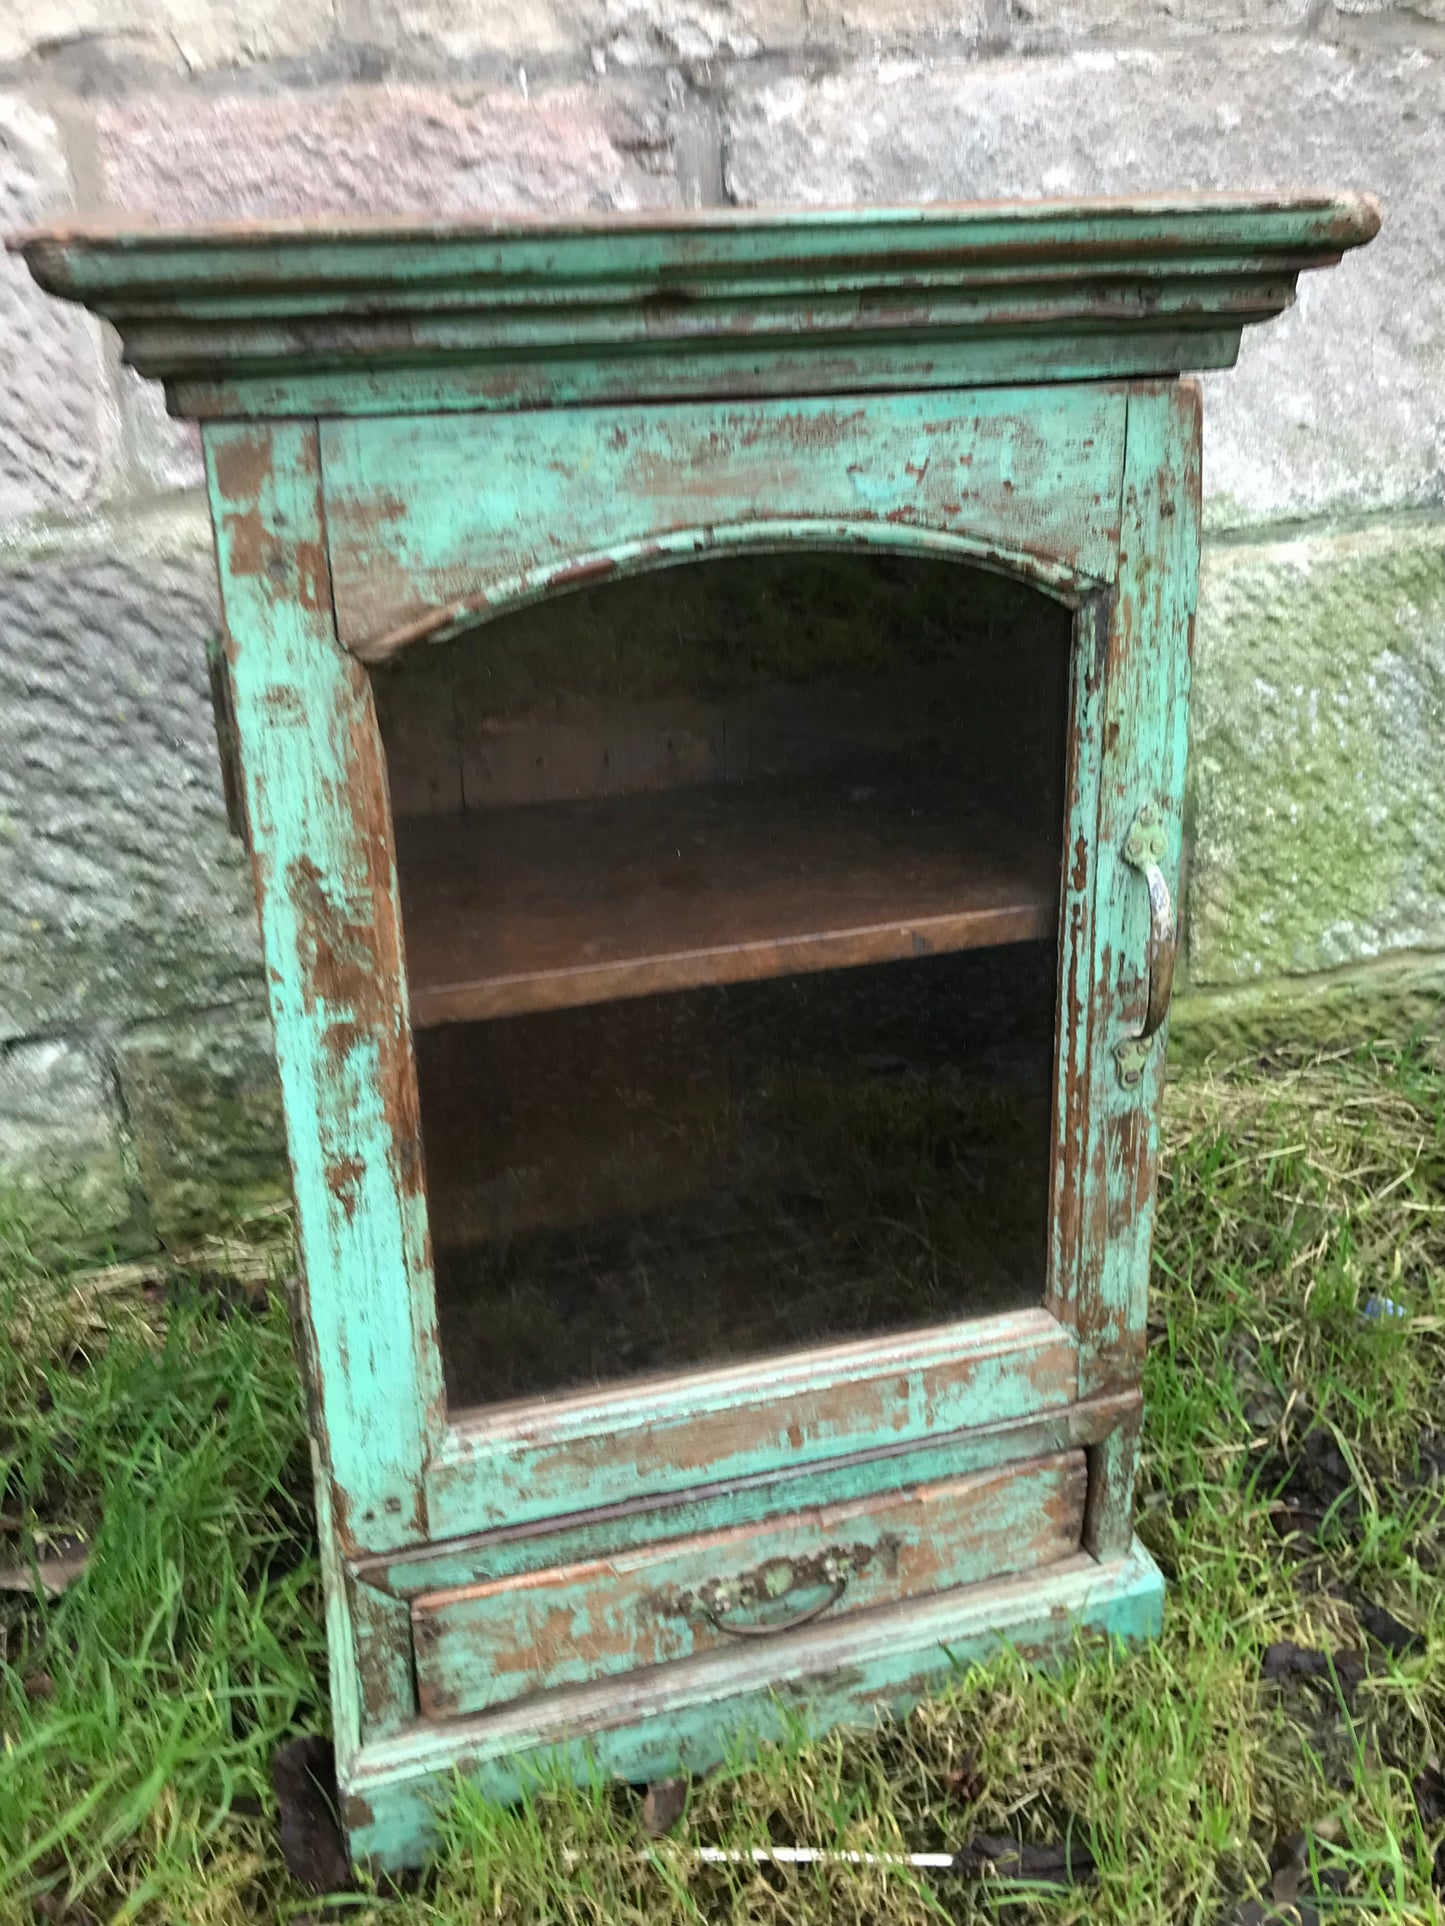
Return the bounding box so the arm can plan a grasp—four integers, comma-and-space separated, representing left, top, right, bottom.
349, 519, 1101, 666
318, 387, 1130, 665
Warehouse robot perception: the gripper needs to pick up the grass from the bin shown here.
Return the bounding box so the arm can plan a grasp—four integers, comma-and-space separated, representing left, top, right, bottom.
1, 1034, 1442, 1923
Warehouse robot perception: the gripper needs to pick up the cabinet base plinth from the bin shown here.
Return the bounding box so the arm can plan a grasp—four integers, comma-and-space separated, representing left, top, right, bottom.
343, 1538, 1163, 1871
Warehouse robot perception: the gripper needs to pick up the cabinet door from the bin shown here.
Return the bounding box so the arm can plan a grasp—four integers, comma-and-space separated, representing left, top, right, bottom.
205, 380, 1195, 1560
322, 384, 1143, 1541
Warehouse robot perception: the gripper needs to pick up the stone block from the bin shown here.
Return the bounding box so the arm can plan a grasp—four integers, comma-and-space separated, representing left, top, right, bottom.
593, 0, 782, 65
0, 0, 340, 73
726, 44, 1445, 528
818, 0, 986, 36
1186, 516, 1445, 986
97, 81, 680, 225
0, 92, 116, 529
115, 1007, 289, 1242
1006, 0, 1311, 40
121, 368, 206, 498
0, 1038, 135, 1253
335, 0, 582, 65
0, 504, 263, 1040
1330, 0, 1445, 19
343, 0, 976, 67
1170, 953, 1445, 1066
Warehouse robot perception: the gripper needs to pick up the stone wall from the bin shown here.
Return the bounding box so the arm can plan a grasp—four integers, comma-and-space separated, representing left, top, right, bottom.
2, 0, 1442, 1251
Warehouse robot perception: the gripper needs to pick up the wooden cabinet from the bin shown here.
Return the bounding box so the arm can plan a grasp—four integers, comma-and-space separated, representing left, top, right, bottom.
14, 193, 1377, 1870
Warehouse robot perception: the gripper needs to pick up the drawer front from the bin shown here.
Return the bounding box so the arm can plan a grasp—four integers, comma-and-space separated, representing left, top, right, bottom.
413, 1448, 1087, 1721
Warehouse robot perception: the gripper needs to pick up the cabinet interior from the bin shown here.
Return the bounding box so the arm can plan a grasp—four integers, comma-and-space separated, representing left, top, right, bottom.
373, 551, 1074, 1414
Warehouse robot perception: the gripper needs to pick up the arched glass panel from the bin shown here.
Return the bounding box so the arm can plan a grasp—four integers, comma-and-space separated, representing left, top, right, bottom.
373, 551, 1074, 1414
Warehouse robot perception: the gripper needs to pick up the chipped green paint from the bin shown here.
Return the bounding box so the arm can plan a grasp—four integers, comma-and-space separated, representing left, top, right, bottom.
11, 194, 1377, 418
359, 1392, 1139, 1601
12, 198, 1374, 1871
345, 1541, 1167, 1871
426, 1309, 1079, 1538
1076, 382, 1200, 1413
203, 419, 444, 1556
318, 386, 1129, 657
412, 1451, 1088, 1721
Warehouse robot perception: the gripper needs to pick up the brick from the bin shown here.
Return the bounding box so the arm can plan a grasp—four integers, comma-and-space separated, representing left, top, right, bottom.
0, 92, 116, 529
1187, 516, 1445, 986
115, 1007, 289, 1242
97, 81, 680, 225
0, 1039, 134, 1253
0, 505, 263, 1040
726, 44, 1445, 528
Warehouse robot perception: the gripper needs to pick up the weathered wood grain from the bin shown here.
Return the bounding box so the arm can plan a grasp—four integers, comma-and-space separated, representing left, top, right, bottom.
319, 387, 1128, 658
349, 1577, 417, 1738
413, 1451, 1086, 1720
1046, 589, 1109, 1339
426, 1306, 1077, 1538
204, 420, 444, 1555
1076, 383, 1201, 1415
1083, 1402, 1143, 1563
342, 1539, 1166, 1869
166, 332, 1243, 421
357, 1390, 1139, 1600
13, 194, 1378, 416
397, 782, 1056, 1027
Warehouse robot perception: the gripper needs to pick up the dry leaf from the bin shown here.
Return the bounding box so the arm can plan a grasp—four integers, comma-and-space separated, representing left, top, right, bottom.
0, 1545, 88, 1598
272, 1734, 352, 1896
641, 1778, 689, 1838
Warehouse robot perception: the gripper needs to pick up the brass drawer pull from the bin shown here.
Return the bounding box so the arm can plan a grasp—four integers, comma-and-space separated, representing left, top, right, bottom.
702, 1571, 850, 1639
1115, 805, 1177, 1089
687, 1551, 854, 1640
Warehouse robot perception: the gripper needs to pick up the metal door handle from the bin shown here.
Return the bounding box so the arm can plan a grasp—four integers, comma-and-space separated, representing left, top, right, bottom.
1115, 805, 1177, 1089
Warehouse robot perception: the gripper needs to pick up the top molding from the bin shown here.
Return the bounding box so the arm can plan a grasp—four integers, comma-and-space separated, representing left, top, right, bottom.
11, 193, 1379, 418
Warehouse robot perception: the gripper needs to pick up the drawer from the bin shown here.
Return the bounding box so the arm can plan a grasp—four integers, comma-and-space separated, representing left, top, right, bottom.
412, 1448, 1087, 1721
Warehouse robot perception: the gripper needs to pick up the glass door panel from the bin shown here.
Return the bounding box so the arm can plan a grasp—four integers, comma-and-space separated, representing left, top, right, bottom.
373, 552, 1074, 1414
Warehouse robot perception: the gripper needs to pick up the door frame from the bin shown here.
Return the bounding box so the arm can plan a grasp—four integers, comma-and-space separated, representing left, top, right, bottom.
205, 377, 1197, 1562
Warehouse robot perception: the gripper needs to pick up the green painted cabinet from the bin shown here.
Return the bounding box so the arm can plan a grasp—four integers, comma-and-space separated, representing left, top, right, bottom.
14, 194, 1377, 1869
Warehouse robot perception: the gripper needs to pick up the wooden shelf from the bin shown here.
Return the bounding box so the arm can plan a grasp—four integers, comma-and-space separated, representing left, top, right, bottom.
396, 774, 1059, 1028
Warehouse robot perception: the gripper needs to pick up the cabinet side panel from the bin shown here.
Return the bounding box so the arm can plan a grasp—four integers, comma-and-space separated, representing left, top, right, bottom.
204, 419, 443, 1555
1078, 382, 1200, 1402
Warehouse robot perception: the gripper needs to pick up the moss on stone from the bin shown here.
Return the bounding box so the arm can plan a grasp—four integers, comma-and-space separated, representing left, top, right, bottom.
1169, 952, 1445, 1069
1187, 517, 1445, 986
0, 1039, 146, 1261
113, 1007, 290, 1244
